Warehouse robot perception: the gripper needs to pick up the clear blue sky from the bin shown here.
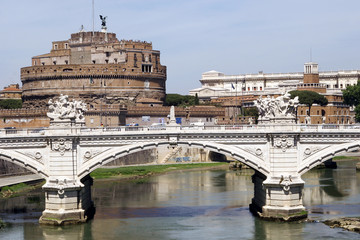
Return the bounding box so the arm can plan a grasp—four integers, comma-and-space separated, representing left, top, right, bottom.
1, 0, 360, 94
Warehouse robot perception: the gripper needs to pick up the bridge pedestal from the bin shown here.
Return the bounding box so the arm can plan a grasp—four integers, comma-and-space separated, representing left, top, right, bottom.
250, 172, 307, 221
39, 175, 95, 225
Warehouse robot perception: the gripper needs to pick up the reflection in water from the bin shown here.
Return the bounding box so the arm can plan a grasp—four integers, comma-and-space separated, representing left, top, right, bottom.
0, 163, 359, 239
302, 160, 360, 216
319, 169, 347, 198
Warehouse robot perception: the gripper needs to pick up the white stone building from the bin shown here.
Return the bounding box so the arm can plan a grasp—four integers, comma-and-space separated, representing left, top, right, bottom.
189, 64, 360, 100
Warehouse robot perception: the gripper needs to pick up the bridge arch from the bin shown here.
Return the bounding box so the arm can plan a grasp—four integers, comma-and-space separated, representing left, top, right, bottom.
299, 141, 360, 175
78, 140, 269, 179
0, 148, 48, 178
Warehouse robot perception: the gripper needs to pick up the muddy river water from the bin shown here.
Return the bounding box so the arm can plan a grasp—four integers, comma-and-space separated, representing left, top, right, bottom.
0, 161, 359, 239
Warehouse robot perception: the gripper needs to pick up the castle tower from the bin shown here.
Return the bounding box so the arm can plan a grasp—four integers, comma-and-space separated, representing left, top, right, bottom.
21, 30, 167, 108
297, 62, 325, 93
303, 62, 319, 84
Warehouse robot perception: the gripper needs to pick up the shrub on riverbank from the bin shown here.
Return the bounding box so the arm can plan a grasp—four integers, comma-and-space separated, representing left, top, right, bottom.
0, 219, 5, 228
0, 181, 44, 198
90, 163, 227, 179
333, 156, 359, 161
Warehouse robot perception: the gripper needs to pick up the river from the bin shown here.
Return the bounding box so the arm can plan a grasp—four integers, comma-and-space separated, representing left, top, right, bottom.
0, 160, 359, 239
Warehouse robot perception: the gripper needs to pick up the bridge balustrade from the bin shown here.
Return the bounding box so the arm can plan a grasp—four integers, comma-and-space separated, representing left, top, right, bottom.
1, 124, 360, 137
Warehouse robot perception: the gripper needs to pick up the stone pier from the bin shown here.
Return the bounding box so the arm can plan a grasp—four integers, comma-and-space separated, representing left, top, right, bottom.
39, 175, 95, 225
250, 172, 307, 221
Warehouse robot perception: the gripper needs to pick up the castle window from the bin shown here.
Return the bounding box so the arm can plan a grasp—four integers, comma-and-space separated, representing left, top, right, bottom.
114, 58, 118, 63
106, 52, 110, 57
340, 84, 343, 88
54, 44, 58, 50
65, 60, 68, 65
41, 62, 45, 65
65, 43, 68, 49
142, 65, 152, 73
128, 81, 130, 85
53, 61, 56, 65
247, 87, 250, 91
92, 60, 96, 64
260, 86, 262, 90
105, 60, 109, 64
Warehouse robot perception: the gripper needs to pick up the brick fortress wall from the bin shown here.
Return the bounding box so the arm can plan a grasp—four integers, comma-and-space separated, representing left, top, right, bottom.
21, 31, 167, 108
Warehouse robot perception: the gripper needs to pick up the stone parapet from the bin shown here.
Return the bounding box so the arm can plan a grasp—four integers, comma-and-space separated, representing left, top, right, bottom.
21, 64, 166, 81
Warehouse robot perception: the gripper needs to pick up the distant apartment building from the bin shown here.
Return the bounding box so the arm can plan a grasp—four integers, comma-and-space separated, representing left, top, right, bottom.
0, 84, 22, 100
190, 62, 356, 124
190, 65, 359, 100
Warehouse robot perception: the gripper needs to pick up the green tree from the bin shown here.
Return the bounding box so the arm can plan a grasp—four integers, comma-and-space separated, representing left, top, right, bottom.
242, 107, 259, 123
165, 94, 183, 106
0, 99, 22, 109
343, 81, 360, 121
289, 90, 328, 116
165, 94, 198, 107
194, 93, 200, 105
243, 107, 258, 117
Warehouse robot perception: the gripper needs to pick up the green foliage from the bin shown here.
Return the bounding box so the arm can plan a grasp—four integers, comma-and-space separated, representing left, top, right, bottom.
290, 90, 328, 106
332, 155, 359, 161
1, 183, 28, 192
1, 183, 29, 198
0, 219, 5, 228
355, 105, 360, 122
243, 107, 259, 118
343, 81, 360, 106
342, 81, 360, 122
0, 99, 22, 109
90, 163, 227, 179
165, 94, 198, 107
290, 90, 328, 116
195, 93, 200, 105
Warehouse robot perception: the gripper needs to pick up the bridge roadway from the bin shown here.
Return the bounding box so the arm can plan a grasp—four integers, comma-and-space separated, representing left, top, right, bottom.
0, 123, 359, 225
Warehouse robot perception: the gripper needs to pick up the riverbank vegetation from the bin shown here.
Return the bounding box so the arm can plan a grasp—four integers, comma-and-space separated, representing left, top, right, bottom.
0, 219, 5, 229
0, 181, 44, 198
90, 162, 228, 180
333, 156, 360, 161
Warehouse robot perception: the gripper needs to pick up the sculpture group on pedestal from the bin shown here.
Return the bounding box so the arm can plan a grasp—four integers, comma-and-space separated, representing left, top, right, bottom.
254, 92, 299, 124
47, 94, 87, 123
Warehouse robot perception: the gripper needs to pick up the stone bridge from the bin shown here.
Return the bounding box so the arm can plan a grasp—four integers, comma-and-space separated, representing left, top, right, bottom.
0, 123, 359, 224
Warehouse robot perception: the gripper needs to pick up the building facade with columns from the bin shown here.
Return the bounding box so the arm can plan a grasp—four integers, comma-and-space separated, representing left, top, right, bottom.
189, 65, 360, 101
190, 63, 355, 124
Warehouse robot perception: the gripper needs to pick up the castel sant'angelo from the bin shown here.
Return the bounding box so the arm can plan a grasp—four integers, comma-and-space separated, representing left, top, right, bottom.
21, 22, 167, 109
4, 19, 223, 128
